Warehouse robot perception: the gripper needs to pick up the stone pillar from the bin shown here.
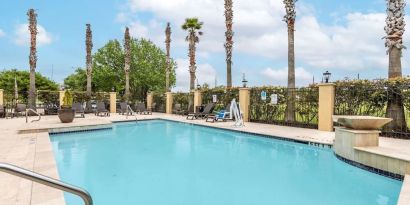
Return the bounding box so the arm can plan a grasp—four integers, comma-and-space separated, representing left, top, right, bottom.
166, 92, 173, 114
193, 90, 202, 113
109, 92, 116, 113
0, 89, 3, 105
318, 83, 335, 131
59, 91, 65, 107
239, 88, 250, 122
147, 92, 153, 111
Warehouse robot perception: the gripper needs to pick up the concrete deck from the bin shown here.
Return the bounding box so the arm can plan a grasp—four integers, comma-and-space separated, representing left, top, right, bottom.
0, 113, 409, 204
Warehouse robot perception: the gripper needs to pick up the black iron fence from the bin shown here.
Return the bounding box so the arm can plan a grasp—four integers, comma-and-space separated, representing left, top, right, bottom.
172, 92, 191, 113
335, 82, 410, 139
250, 87, 319, 129
152, 92, 166, 113
202, 88, 239, 111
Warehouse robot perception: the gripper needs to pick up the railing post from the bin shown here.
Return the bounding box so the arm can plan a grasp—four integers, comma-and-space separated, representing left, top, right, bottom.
318, 83, 335, 131
239, 88, 250, 122
166, 92, 173, 114
193, 89, 202, 113
59, 91, 64, 107
147, 92, 153, 111
0, 89, 3, 106
109, 92, 116, 113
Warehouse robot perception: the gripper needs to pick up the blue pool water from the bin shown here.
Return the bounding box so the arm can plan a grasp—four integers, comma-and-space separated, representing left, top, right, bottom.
50, 120, 402, 205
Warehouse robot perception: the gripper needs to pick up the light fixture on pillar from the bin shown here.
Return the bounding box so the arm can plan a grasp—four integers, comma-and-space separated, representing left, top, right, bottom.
196, 79, 201, 89
242, 73, 248, 88
323, 71, 331, 83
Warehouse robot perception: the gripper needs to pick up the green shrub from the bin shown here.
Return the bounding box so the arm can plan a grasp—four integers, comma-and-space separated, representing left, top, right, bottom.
62, 90, 73, 108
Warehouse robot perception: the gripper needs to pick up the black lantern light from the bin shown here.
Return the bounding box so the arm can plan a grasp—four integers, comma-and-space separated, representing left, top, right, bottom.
242, 73, 248, 88
323, 71, 331, 83
196, 79, 201, 89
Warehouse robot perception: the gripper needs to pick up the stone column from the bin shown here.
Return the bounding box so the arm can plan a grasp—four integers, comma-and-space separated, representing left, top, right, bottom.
318, 83, 335, 131
109, 92, 116, 113
239, 88, 250, 122
147, 92, 153, 111
59, 91, 65, 107
193, 89, 202, 113
0, 89, 3, 105
166, 92, 173, 114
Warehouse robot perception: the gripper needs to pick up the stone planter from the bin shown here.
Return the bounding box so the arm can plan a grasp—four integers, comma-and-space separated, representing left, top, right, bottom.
58, 108, 75, 123
333, 115, 392, 130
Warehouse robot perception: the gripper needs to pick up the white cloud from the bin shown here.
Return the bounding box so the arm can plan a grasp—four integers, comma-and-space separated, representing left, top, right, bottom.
14, 23, 54, 46
0, 29, 5, 37
261, 67, 313, 86
173, 58, 217, 91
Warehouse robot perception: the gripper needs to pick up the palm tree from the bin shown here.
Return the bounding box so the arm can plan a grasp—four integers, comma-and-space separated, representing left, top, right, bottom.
165, 22, 171, 92
224, 0, 234, 89
124, 27, 131, 99
182, 18, 203, 90
283, 0, 297, 122
28, 9, 37, 109
384, 0, 407, 130
86, 24, 93, 97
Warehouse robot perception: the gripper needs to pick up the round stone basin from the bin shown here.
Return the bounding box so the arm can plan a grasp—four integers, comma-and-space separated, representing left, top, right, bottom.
332, 115, 392, 130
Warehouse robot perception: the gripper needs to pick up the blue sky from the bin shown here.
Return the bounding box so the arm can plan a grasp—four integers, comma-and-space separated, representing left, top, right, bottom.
0, 0, 409, 91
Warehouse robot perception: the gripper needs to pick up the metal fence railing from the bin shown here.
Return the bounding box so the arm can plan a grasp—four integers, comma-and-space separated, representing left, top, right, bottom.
202, 88, 239, 112
152, 92, 166, 113
249, 87, 319, 129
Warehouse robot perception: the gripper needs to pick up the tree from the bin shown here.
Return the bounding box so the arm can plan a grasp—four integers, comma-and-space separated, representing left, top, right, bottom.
28, 9, 37, 109
64, 38, 177, 101
64, 68, 87, 91
124, 27, 131, 100
86, 24, 93, 96
224, 0, 234, 89
384, 0, 407, 131
182, 18, 203, 90
0, 69, 58, 102
165, 22, 172, 92
283, 0, 297, 122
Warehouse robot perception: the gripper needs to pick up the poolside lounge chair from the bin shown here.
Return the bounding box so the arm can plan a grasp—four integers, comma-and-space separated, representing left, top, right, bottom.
206, 103, 232, 123
119, 102, 133, 115
172, 103, 185, 115
186, 103, 215, 120
95, 102, 110, 117
73, 102, 85, 118
15, 104, 27, 117
137, 103, 152, 115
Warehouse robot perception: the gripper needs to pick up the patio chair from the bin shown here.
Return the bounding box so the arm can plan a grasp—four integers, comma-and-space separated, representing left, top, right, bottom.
15, 104, 27, 117
172, 103, 185, 115
119, 102, 133, 115
206, 103, 232, 123
95, 102, 110, 117
0, 105, 5, 118
73, 102, 85, 118
186, 103, 215, 120
137, 103, 152, 115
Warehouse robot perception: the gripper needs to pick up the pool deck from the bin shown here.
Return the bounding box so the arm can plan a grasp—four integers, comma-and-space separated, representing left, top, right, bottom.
0, 112, 409, 205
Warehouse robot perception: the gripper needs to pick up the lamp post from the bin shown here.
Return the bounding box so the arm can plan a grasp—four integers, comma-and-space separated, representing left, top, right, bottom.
196, 79, 201, 90
323, 71, 331, 83
242, 73, 248, 88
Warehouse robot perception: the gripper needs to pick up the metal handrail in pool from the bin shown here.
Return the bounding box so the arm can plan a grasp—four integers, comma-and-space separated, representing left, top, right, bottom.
25, 108, 41, 123
126, 105, 137, 121
0, 163, 93, 205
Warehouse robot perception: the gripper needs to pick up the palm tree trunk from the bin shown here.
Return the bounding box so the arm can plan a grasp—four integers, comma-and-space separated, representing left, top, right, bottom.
165, 23, 171, 92
188, 33, 196, 91
125, 72, 130, 98
86, 24, 93, 96
386, 47, 406, 131
285, 23, 296, 122
224, 0, 233, 89
124, 27, 131, 100
28, 9, 37, 109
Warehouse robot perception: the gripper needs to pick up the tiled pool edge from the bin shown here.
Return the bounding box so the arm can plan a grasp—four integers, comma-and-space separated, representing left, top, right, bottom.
335, 153, 404, 181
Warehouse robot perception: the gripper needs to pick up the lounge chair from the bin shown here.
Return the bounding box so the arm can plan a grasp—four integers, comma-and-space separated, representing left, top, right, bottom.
206, 103, 232, 123
137, 103, 152, 115
95, 102, 110, 117
15, 104, 27, 117
73, 103, 85, 118
172, 103, 185, 115
0, 105, 5, 118
118, 102, 133, 115
186, 103, 215, 120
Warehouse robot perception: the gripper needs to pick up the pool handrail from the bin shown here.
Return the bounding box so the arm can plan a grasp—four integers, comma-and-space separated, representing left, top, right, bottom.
0, 163, 93, 205
25, 108, 41, 123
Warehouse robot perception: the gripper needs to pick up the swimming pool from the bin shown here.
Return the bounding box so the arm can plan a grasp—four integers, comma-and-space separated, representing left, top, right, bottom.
50, 120, 402, 205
